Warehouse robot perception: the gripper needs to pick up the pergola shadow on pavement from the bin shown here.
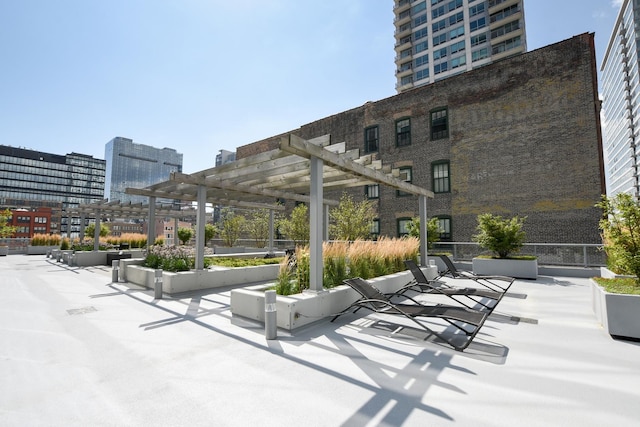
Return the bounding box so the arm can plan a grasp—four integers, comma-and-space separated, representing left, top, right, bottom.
88, 269, 470, 424
3, 255, 640, 425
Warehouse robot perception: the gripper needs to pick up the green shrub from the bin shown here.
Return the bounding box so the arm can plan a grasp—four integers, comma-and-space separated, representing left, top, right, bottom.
597, 193, 640, 284
473, 213, 527, 259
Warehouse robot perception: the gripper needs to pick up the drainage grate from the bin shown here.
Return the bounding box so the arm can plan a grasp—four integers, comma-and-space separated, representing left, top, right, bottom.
66, 306, 97, 316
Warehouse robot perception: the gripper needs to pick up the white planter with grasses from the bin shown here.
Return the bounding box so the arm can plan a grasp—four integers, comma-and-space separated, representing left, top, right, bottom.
125, 264, 279, 294
591, 278, 640, 340
472, 256, 538, 279
27, 245, 60, 255
230, 270, 413, 330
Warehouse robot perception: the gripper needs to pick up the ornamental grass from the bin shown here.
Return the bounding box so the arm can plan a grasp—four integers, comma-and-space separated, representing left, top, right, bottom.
30, 233, 61, 246
276, 237, 420, 295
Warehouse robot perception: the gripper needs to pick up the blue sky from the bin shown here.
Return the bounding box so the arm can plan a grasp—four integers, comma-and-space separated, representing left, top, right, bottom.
0, 0, 623, 173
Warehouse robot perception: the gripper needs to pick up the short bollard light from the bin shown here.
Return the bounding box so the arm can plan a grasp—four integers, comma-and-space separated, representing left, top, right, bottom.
112, 260, 119, 283
154, 269, 163, 299
265, 290, 277, 340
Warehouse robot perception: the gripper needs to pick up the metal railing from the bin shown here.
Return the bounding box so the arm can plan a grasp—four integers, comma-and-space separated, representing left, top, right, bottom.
2, 237, 607, 268
432, 242, 606, 268
0, 238, 30, 254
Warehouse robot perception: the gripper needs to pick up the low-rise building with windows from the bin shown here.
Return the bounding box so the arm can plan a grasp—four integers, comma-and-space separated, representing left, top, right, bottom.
238, 34, 604, 244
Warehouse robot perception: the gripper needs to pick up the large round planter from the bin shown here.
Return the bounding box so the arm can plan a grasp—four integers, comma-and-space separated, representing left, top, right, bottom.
472, 257, 538, 279
591, 279, 640, 340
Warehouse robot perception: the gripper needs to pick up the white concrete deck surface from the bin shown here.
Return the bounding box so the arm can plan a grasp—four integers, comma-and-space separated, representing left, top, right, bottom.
1, 255, 639, 426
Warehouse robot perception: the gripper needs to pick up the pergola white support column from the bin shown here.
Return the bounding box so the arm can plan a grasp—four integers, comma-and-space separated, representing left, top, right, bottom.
195, 185, 207, 270
93, 212, 101, 251
147, 196, 156, 248
268, 209, 275, 255
67, 212, 73, 239
419, 194, 428, 266
174, 217, 179, 246
79, 215, 85, 240
323, 204, 330, 241
309, 156, 324, 292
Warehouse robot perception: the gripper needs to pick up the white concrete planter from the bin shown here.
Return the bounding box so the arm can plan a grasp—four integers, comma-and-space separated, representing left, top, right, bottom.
230, 270, 413, 330
472, 257, 537, 279
27, 245, 59, 255
0, 246, 8, 256
126, 264, 280, 294
126, 265, 157, 289
591, 279, 640, 340
599, 266, 635, 279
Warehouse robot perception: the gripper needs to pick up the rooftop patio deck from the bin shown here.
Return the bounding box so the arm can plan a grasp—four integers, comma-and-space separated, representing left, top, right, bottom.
1, 254, 639, 426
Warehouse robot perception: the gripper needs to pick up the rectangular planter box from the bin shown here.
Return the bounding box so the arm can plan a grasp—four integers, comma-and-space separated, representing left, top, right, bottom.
125, 264, 280, 294
591, 279, 640, 340
230, 270, 413, 330
27, 245, 60, 255
472, 257, 537, 279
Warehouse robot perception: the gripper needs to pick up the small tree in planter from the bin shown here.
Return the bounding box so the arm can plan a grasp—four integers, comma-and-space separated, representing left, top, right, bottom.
596, 193, 640, 284
407, 216, 441, 250
0, 209, 17, 237
177, 227, 194, 245
472, 214, 535, 278
329, 193, 376, 241
0, 209, 17, 255
473, 213, 527, 258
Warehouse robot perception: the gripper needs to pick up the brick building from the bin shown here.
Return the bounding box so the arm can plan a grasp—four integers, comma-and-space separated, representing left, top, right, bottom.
9, 207, 53, 238
237, 34, 604, 244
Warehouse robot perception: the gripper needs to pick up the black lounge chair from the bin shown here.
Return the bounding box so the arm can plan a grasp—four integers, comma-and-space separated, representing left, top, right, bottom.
400, 260, 504, 312
436, 254, 515, 293
332, 277, 489, 351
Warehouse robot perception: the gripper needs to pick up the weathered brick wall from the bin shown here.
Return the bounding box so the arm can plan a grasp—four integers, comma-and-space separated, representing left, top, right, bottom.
237, 34, 604, 243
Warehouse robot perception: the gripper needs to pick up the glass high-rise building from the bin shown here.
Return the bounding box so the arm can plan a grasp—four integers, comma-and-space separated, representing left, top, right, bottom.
601, 0, 640, 198
394, 0, 527, 92
0, 145, 106, 236
104, 137, 183, 204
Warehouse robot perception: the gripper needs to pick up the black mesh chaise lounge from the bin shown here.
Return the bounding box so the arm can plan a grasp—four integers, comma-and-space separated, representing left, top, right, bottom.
400, 260, 504, 312
332, 277, 489, 351
436, 254, 515, 293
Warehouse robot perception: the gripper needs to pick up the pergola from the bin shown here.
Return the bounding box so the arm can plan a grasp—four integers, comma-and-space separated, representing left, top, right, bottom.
64, 199, 198, 249
63, 134, 433, 291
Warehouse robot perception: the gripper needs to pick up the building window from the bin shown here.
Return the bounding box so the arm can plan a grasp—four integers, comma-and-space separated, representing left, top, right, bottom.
365, 184, 379, 199
471, 33, 488, 47
416, 68, 430, 81
396, 118, 411, 147
431, 107, 448, 140
396, 166, 413, 196
472, 47, 489, 62
432, 161, 450, 193
470, 17, 486, 32
397, 217, 412, 237
436, 216, 452, 241
370, 219, 380, 237
364, 126, 379, 153
415, 54, 429, 67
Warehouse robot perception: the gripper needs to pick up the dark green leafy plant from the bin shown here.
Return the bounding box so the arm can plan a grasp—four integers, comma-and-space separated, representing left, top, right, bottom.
473, 213, 527, 259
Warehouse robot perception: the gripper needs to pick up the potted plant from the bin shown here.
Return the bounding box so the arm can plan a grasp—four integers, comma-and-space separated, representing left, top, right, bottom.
592, 194, 640, 340
0, 209, 17, 256
471, 213, 538, 279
